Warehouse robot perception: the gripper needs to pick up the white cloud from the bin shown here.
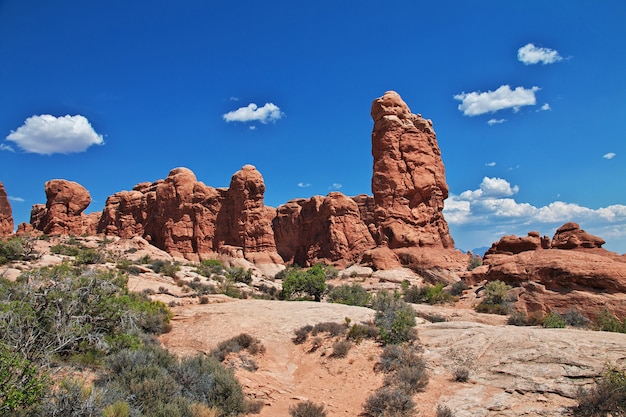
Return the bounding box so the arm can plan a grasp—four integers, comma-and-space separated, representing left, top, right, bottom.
454, 85, 540, 116
485, 162, 496, 167
517, 43, 563, 65
329, 183, 342, 190
0, 143, 15, 152
444, 177, 626, 253
603, 152, 616, 160
8, 196, 24, 202
229, 97, 239, 101
6, 114, 104, 155
540, 103, 551, 111
223, 102, 283, 124
298, 182, 311, 188
487, 118, 506, 125
249, 125, 256, 130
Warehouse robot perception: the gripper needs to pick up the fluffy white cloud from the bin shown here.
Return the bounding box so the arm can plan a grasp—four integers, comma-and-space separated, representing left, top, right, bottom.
454, 85, 539, 116
540, 103, 551, 111
223, 102, 283, 124
487, 118, 506, 125
8, 196, 24, 202
603, 152, 616, 160
444, 177, 626, 253
6, 114, 104, 155
485, 162, 496, 167
0, 143, 15, 152
517, 43, 563, 65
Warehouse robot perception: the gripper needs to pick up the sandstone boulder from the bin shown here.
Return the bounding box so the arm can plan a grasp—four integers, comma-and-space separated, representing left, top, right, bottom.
31, 180, 98, 235
484, 231, 550, 256
0, 182, 14, 236
551, 222, 605, 249
370, 91, 454, 250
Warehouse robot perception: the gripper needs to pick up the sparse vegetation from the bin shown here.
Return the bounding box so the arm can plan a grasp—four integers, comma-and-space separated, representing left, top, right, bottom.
467, 253, 482, 271
542, 311, 566, 328
149, 259, 180, 277
592, 308, 626, 333
289, 400, 327, 417
372, 290, 417, 345
437, 404, 455, 417
326, 283, 371, 307
363, 386, 416, 417
571, 364, 626, 416
0, 237, 37, 265
330, 340, 352, 358
211, 333, 265, 362
475, 280, 512, 315
403, 282, 455, 305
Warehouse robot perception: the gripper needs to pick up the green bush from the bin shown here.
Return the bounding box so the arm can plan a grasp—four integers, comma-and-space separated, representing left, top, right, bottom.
475, 280, 512, 315
226, 267, 253, 285
467, 254, 482, 271
347, 322, 380, 343
0, 343, 49, 414
326, 283, 371, 307
363, 386, 415, 417
592, 308, 626, 333
50, 243, 81, 257
150, 260, 180, 277
372, 291, 417, 345
280, 264, 327, 302
0, 237, 31, 265
403, 283, 454, 305
542, 311, 566, 328
289, 400, 327, 417
195, 259, 225, 277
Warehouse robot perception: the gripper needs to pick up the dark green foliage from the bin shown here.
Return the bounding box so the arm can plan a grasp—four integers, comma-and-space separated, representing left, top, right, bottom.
571, 365, 626, 416
403, 283, 454, 305
0, 237, 33, 265
289, 400, 328, 417
449, 280, 469, 297
50, 243, 81, 257
327, 283, 371, 306
363, 386, 416, 417
149, 260, 180, 277
280, 264, 328, 302
115, 259, 141, 275
226, 267, 253, 285
347, 322, 380, 343
592, 308, 626, 333
0, 344, 49, 414
211, 333, 265, 362
372, 290, 417, 345
330, 340, 352, 358
542, 311, 566, 328
467, 254, 482, 271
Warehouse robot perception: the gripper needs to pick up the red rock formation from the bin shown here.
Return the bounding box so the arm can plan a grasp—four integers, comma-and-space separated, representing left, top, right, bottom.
471, 223, 626, 318
215, 165, 282, 265
274, 192, 376, 267
551, 222, 605, 249
370, 91, 454, 249
31, 180, 98, 235
0, 182, 14, 236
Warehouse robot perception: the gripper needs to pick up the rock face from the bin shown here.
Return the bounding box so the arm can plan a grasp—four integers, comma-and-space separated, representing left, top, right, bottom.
30, 180, 98, 236
273, 193, 376, 267
0, 182, 14, 236
370, 91, 454, 250
471, 223, 626, 318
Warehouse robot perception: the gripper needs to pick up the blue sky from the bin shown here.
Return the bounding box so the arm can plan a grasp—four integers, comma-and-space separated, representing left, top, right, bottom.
1, 1, 625, 254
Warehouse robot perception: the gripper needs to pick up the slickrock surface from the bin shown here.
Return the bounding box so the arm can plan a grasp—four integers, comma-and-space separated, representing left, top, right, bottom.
0, 181, 13, 236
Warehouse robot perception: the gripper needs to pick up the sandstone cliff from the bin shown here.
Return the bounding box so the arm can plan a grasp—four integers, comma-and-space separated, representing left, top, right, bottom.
0, 182, 14, 236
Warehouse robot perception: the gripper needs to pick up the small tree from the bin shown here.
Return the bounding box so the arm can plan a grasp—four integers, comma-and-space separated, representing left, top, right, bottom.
281, 265, 327, 301
372, 290, 417, 345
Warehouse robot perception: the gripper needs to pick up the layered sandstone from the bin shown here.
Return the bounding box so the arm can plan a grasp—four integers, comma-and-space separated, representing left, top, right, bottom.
30, 180, 98, 236
370, 91, 454, 249
0, 182, 14, 236
471, 223, 626, 317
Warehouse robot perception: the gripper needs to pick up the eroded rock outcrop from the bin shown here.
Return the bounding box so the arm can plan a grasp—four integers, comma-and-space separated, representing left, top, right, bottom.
470, 223, 626, 317
30, 180, 98, 236
274, 193, 376, 267
0, 182, 14, 236
371, 91, 454, 250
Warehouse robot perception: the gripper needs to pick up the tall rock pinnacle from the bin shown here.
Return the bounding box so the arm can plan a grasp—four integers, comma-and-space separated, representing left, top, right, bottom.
0, 181, 14, 236
370, 91, 454, 249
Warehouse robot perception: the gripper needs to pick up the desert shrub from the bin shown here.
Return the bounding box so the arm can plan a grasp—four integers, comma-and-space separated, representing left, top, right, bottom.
372, 290, 417, 345
281, 264, 328, 301
226, 267, 253, 285
293, 325, 314, 344
467, 254, 482, 271
452, 366, 470, 382
387, 362, 428, 394
116, 259, 141, 275
311, 321, 347, 337
449, 280, 469, 296
0, 237, 33, 265
592, 308, 626, 333
475, 280, 512, 315
330, 340, 352, 358
562, 309, 590, 328
0, 343, 49, 414
571, 365, 626, 416
36, 378, 104, 417
102, 400, 130, 417
211, 333, 265, 362
50, 243, 81, 257
326, 283, 371, 307
198, 296, 209, 304
403, 283, 454, 305
542, 311, 566, 328
415, 311, 447, 323
347, 322, 380, 343
436, 404, 455, 417
150, 260, 180, 277
195, 259, 224, 278
74, 247, 106, 265
363, 386, 415, 417
289, 400, 327, 417
379, 344, 424, 374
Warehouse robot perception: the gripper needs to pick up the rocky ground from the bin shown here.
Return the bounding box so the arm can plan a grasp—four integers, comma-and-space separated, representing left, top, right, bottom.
2, 235, 625, 417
